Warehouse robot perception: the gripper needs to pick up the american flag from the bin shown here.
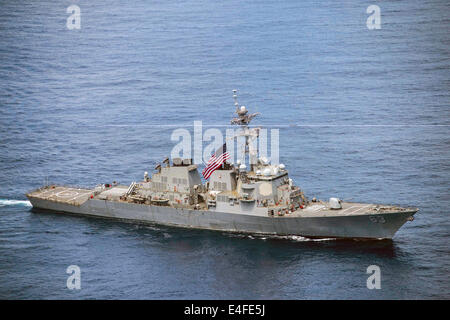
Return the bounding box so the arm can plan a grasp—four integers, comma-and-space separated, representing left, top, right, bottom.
202, 143, 230, 180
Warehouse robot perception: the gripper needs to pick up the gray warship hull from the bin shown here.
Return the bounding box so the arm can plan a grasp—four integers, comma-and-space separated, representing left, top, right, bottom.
26, 186, 417, 240
25, 92, 418, 240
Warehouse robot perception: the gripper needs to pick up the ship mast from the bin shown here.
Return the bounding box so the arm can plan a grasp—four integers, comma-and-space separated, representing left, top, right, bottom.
230, 90, 260, 172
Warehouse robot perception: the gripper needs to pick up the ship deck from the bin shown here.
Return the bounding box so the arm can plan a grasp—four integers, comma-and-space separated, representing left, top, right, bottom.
288, 202, 413, 218
289, 202, 375, 217
27, 186, 415, 217
26, 186, 93, 206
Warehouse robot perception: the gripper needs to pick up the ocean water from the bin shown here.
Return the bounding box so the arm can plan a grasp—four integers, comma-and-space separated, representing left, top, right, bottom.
0, 0, 449, 299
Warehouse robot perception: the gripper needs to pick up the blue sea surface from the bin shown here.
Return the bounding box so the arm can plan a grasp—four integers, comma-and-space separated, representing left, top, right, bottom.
0, 0, 449, 299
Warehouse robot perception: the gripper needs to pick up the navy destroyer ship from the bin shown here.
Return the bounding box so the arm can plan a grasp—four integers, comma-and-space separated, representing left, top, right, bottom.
26, 91, 417, 239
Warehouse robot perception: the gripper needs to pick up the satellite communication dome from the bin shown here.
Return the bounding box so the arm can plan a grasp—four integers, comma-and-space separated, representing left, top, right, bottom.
263, 168, 271, 176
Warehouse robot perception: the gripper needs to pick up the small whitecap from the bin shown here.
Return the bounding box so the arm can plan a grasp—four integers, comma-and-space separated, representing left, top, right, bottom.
0, 199, 32, 207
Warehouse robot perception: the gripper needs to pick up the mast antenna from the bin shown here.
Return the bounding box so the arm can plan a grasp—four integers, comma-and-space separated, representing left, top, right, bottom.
229, 89, 261, 170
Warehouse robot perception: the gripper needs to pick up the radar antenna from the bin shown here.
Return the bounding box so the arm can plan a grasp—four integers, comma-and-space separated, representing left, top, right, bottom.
229, 90, 261, 171
230, 89, 259, 126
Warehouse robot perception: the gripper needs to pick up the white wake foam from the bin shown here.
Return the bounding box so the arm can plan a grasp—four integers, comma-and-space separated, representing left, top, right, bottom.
0, 199, 32, 207
262, 235, 337, 242
288, 235, 336, 242
245, 234, 337, 242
